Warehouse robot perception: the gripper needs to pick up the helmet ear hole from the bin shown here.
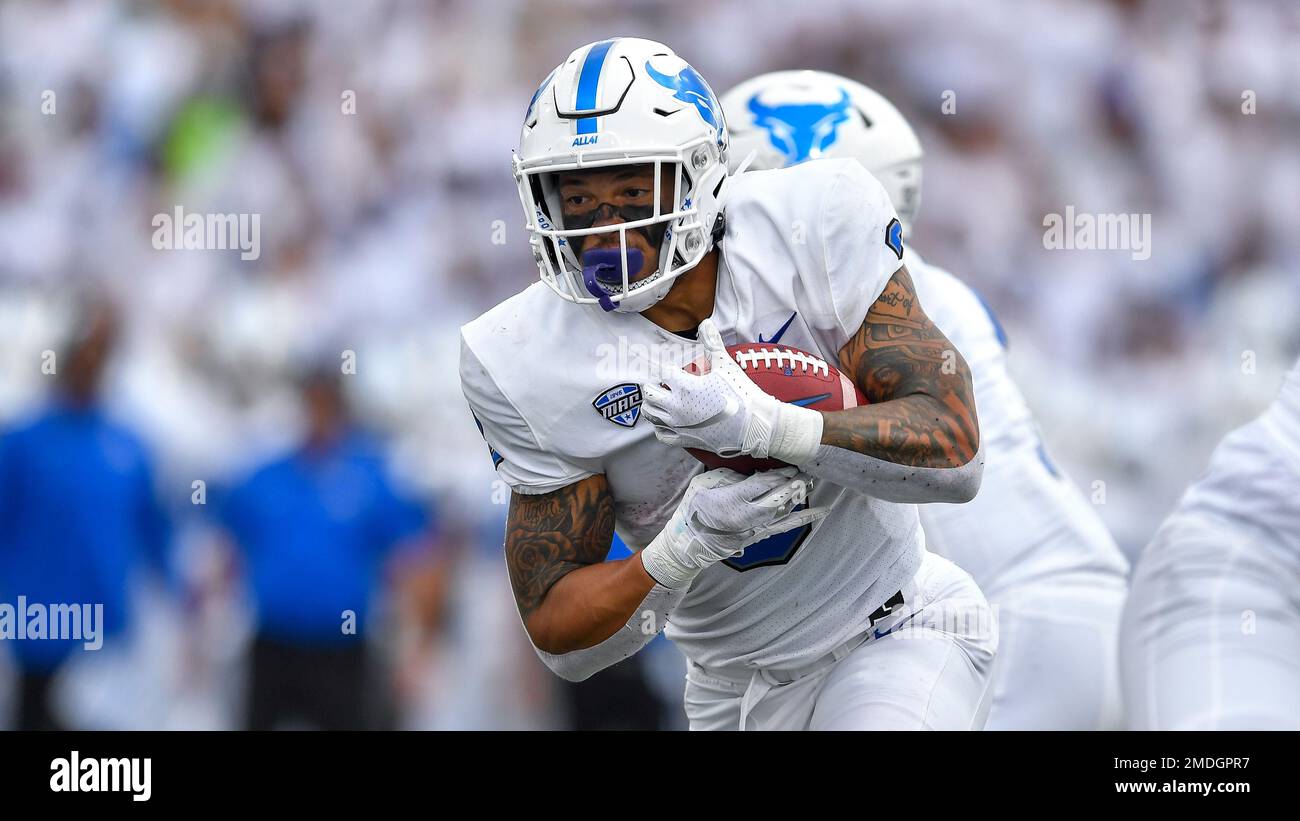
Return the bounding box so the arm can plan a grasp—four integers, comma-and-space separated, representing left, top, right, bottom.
679, 164, 695, 195
528, 172, 571, 273
531, 173, 560, 228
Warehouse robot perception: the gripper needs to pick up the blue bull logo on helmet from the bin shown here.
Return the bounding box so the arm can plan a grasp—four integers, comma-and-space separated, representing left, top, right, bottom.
747, 88, 852, 165
644, 60, 724, 141
526, 69, 556, 119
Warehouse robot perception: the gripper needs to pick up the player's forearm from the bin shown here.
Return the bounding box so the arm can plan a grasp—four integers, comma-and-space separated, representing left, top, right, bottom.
504, 476, 663, 667
767, 394, 983, 503
526, 555, 657, 654
807, 401, 983, 503
819, 392, 979, 469
527, 557, 686, 682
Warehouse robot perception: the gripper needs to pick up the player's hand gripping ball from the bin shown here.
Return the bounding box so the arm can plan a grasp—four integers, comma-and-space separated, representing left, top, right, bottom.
641, 318, 867, 475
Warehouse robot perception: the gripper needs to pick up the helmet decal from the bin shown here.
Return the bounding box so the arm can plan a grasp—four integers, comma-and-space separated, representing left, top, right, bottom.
644, 59, 723, 141
526, 68, 556, 120
574, 39, 617, 134
722, 71, 924, 233
746, 88, 852, 164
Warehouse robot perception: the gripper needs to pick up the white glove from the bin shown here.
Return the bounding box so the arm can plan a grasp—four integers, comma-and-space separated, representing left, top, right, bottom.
640, 466, 831, 589
641, 318, 823, 464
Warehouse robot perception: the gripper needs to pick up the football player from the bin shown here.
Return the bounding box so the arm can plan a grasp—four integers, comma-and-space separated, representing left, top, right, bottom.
1121, 355, 1300, 729
721, 71, 1130, 730
460, 39, 993, 730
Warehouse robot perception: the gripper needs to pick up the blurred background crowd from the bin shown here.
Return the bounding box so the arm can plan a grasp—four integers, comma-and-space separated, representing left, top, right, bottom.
0, 0, 1296, 730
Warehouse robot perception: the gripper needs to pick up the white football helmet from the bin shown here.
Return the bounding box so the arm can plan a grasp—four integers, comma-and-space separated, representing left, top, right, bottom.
515, 38, 730, 313
720, 70, 923, 235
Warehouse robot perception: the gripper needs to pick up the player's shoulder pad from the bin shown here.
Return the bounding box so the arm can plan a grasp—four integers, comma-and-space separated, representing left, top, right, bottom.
726, 157, 867, 212
460, 282, 551, 349
460, 284, 550, 408
459, 282, 573, 376
726, 158, 902, 257
459, 280, 602, 427
819, 158, 904, 258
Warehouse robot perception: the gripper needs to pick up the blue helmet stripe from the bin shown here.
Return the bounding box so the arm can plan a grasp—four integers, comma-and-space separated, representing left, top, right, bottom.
575, 39, 616, 134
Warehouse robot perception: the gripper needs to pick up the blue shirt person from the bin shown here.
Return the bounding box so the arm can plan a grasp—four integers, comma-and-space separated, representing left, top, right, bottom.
0, 404, 171, 672
216, 370, 429, 729
217, 430, 429, 645
0, 302, 171, 730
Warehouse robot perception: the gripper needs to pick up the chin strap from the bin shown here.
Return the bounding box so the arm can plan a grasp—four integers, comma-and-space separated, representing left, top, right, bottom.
705, 152, 749, 251
710, 211, 726, 247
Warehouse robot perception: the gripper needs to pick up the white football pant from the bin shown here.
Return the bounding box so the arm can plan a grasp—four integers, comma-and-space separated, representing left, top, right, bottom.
682, 551, 997, 730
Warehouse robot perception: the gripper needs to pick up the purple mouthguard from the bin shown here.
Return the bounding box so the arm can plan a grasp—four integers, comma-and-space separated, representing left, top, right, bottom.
581, 247, 645, 312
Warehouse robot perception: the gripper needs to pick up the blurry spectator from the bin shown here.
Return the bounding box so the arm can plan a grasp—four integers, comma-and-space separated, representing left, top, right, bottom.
0, 300, 171, 730
215, 366, 431, 730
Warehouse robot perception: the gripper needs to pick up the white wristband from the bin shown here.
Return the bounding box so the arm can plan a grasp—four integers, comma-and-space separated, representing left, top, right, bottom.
767, 403, 824, 465
639, 519, 699, 590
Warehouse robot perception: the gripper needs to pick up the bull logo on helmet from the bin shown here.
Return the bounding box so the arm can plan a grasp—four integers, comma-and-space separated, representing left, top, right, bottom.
526, 68, 556, 119
644, 59, 724, 141
747, 88, 852, 165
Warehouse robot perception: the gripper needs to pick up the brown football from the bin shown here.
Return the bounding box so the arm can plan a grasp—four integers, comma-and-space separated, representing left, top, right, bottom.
683, 343, 868, 475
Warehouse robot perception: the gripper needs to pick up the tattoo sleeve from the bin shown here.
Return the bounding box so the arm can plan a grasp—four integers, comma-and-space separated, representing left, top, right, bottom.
504, 474, 616, 623
826, 265, 980, 468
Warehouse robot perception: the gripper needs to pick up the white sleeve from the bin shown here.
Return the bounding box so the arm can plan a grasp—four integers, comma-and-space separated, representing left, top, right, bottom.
813, 161, 908, 350
459, 333, 596, 495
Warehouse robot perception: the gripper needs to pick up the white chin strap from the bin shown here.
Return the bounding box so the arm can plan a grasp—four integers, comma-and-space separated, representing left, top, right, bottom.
610, 273, 676, 313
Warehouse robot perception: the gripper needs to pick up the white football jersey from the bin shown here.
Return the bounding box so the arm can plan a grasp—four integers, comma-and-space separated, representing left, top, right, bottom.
909, 252, 1129, 593
460, 159, 921, 670
1161, 355, 1300, 568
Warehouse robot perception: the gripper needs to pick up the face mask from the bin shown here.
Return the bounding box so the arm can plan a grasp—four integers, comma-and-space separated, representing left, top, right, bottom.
564, 202, 669, 259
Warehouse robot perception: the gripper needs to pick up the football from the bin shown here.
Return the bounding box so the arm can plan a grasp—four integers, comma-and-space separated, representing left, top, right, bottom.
683, 342, 868, 474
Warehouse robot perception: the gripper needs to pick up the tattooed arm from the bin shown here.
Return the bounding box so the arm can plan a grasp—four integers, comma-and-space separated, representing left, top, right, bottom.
506, 473, 669, 661
824, 265, 979, 468
787, 265, 983, 503
463, 334, 680, 679
506, 467, 819, 680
